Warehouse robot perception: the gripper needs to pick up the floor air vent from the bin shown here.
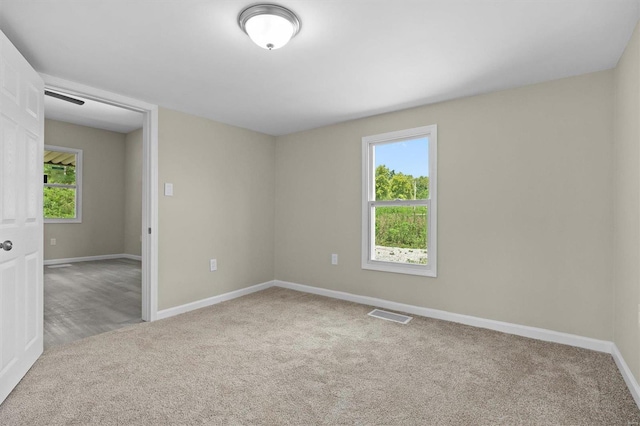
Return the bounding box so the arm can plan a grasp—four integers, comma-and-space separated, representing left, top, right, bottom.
368, 309, 412, 324
47, 264, 73, 269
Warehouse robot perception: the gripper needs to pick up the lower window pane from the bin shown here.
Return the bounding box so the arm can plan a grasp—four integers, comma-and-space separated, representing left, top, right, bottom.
374, 206, 427, 264
44, 187, 76, 219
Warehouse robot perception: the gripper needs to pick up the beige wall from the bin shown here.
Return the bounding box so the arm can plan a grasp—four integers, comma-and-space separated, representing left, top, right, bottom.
152, 27, 638, 382
44, 119, 125, 260
124, 128, 143, 256
157, 108, 276, 310
614, 21, 640, 380
274, 71, 614, 341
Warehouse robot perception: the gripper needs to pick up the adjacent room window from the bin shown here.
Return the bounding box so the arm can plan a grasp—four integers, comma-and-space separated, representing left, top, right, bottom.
44, 145, 82, 223
362, 125, 437, 277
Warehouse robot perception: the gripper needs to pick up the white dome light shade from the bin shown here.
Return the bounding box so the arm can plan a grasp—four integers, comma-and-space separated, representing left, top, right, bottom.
245, 14, 293, 50
239, 4, 301, 50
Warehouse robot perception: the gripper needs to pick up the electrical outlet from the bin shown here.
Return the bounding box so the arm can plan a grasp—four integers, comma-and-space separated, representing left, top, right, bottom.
164, 183, 174, 196
50, 238, 56, 246
331, 253, 338, 265
210, 259, 217, 272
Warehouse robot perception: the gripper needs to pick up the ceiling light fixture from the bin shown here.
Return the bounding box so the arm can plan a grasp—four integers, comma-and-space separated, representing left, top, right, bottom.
238, 4, 301, 50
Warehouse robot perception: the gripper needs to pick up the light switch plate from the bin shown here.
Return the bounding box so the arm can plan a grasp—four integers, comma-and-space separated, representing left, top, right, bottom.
164, 183, 174, 196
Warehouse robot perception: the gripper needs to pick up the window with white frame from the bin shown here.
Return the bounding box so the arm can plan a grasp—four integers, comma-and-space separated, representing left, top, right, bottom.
362, 125, 437, 277
44, 145, 82, 223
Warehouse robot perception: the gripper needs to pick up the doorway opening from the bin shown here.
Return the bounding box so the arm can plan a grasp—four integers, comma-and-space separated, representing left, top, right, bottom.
40, 77, 158, 347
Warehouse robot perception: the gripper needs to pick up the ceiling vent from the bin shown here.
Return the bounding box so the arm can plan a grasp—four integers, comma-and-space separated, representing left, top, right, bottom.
45, 90, 85, 105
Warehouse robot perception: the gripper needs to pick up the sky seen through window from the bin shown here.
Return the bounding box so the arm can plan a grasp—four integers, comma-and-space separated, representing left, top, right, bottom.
374, 137, 429, 177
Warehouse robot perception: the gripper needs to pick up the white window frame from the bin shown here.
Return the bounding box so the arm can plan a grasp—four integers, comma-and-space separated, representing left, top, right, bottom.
361, 125, 437, 277
44, 145, 83, 223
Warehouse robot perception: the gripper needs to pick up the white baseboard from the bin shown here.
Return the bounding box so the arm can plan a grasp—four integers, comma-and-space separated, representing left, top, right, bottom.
155, 280, 275, 320
149, 278, 639, 410
273, 280, 613, 353
612, 343, 640, 408
121, 254, 142, 261
44, 254, 133, 265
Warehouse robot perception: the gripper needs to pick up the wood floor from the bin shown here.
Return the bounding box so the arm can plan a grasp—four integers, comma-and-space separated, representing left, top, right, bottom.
44, 258, 142, 349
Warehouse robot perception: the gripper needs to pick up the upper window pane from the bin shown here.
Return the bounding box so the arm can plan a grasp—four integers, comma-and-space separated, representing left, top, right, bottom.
44, 150, 77, 185
44, 146, 82, 223
374, 137, 429, 200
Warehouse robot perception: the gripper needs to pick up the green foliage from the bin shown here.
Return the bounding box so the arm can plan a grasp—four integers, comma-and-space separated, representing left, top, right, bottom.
44, 187, 75, 218
375, 165, 428, 201
374, 164, 430, 249
415, 176, 429, 200
44, 163, 76, 185
390, 174, 413, 200
375, 206, 427, 249
44, 163, 76, 218
375, 165, 391, 200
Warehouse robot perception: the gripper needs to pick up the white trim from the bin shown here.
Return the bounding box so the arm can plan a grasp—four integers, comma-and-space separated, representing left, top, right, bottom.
121, 254, 142, 261
429, 125, 437, 275
43, 254, 135, 265
146, 278, 640, 408
40, 74, 156, 113
155, 281, 275, 320
40, 74, 159, 322
143, 106, 159, 321
361, 125, 437, 277
44, 145, 83, 223
273, 280, 612, 353
275, 280, 640, 409
612, 343, 640, 408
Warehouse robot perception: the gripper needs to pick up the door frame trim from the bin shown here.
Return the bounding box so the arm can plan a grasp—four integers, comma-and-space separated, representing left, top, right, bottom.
40, 74, 159, 321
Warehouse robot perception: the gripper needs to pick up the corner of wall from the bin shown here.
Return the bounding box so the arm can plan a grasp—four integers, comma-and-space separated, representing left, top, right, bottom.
612, 16, 640, 384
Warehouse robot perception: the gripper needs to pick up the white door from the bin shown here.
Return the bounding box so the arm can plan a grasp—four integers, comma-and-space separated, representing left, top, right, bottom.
0, 29, 44, 404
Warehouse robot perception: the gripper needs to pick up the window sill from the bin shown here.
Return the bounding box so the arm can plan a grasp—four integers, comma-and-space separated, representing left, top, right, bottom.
362, 260, 437, 277
44, 218, 82, 224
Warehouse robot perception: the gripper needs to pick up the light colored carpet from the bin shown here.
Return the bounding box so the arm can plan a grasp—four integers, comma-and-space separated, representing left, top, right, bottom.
0, 287, 637, 425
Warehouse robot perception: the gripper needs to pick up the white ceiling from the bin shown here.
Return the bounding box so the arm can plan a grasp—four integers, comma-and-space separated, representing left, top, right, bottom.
44, 92, 143, 134
1, 0, 638, 136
